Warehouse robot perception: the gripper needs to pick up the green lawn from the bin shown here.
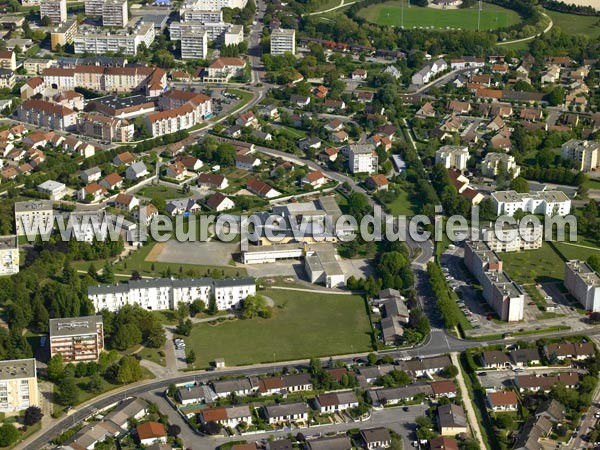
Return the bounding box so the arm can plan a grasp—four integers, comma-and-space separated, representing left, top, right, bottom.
138, 185, 191, 202
357, 2, 522, 30
71, 241, 247, 278
384, 189, 417, 216
137, 347, 167, 367
277, 126, 307, 140
546, 9, 600, 39
553, 237, 600, 262
500, 243, 565, 284
183, 289, 373, 368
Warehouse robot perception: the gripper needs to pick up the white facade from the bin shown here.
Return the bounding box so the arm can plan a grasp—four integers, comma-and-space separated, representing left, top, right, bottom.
182, 0, 247, 10
85, 0, 105, 15
40, 0, 67, 24
479, 224, 542, 252
565, 260, 600, 312
88, 277, 256, 312
74, 23, 155, 55
435, 145, 469, 170
14, 200, 54, 236
180, 30, 209, 60
492, 190, 571, 217
270, 29, 295, 56
0, 236, 19, 276
102, 0, 128, 28
481, 152, 521, 178
561, 139, 600, 172
224, 25, 244, 46
346, 144, 378, 174
0, 359, 38, 413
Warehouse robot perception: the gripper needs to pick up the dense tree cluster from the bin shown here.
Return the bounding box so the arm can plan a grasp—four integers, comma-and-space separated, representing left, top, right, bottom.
427, 262, 464, 331
101, 305, 166, 351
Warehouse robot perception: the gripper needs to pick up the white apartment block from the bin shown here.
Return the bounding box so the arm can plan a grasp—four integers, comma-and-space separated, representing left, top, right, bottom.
344, 144, 378, 174
180, 9, 222, 22
224, 25, 244, 46
564, 260, 600, 312
49, 315, 104, 362
85, 0, 105, 15
14, 200, 54, 236
561, 139, 600, 172
0, 236, 19, 276
481, 152, 521, 178
435, 145, 469, 170
270, 28, 295, 56
40, 0, 67, 25
0, 359, 38, 413
88, 277, 256, 312
180, 30, 209, 60
170, 21, 230, 43
491, 190, 571, 217
479, 223, 542, 252
182, 0, 247, 10
74, 23, 155, 55
464, 241, 524, 322
102, 0, 128, 28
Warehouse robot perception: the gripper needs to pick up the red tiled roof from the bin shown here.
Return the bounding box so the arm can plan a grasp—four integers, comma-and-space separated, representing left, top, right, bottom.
136, 422, 166, 440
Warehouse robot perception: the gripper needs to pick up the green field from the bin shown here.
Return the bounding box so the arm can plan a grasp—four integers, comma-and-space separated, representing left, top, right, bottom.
358, 2, 522, 30
553, 238, 600, 262
546, 9, 600, 39
183, 289, 373, 368
500, 243, 565, 284
138, 184, 191, 201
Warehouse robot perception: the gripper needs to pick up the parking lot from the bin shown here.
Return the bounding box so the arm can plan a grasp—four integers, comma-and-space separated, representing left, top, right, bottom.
173, 338, 188, 370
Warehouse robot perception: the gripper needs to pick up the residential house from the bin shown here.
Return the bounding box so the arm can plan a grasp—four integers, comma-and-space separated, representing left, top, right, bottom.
299, 137, 322, 151
366, 174, 388, 191
166, 162, 186, 180
416, 102, 436, 118
247, 178, 281, 198
397, 355, 452, 378
206, 192, 235, 212
383, 65, 401, 79
315, 391, 358, 413
197, 173, 229, 189
114, 193, 139, 212
166, 199, 200, 216
360, 428, 391, 449
324, 119, 344, 133
319, 147, 339, 163
78, 183, 108, 202
100, 173, 123, 190
133, 204, 159, 225
302, 170, 327, 188
263, 402, 308, 424
481, 351, 511, 369
308, 436, 352, 450
543, 342, 595, 361
509, 348, 540, 367
366, 383, 433, 406
81, 167, 102, 184
258, 373, 313, 395
137, 422, 166, 446
236, 111, 258, 128
199, 405, 252, 428
515, 373, 579, 393
324, 99, 346, 112
332, 131, 349, 144
535, 399, 565, 423
290, 95, 310, 108
487, 391, 518, 412
430, 380, 457, 399
352, 69, 367, 80
520, 108, 543, 122
38, 180, 67, 200
113, 151, 134, 166
125, 161, 149, 181
447, 100, 471, 114
355, 91, 374, 103
429, 437, 459, 450
437, 404, 467, 436
235, 155, 261, 171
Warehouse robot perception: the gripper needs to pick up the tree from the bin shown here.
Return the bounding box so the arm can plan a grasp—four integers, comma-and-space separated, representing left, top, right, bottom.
588, 255, 600, 272
367, 353, 378, 365
186, 349, 196, 364
24, 406, 43, 426
175, 318, 193, 337
47, 354, 65, 382
240, 294, 272, 319
40, 16, 52, 26
112, 322, 142, 350
0, 424, 19, 447
88, 373, 104, 393
145, 320, 166, 348
443, 365, 459, 378
167, 424, 181, 437
57, 377, 79, 406
116, 356, 144, 384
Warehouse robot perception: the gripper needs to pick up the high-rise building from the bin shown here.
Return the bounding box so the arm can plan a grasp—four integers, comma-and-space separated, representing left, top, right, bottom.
180, 29, 208, 60
565, 260, 600, 312
102, 0, 128, 28
0, 236, 19, 276
0, 359, 38, 413
49, 316, 104, 362
561, 139, 600, 172
50, 20, 78, 50
270, 28, 295, 56
85, 0, 105, 16
14, 200, 54, 237
40, 0, 67, 25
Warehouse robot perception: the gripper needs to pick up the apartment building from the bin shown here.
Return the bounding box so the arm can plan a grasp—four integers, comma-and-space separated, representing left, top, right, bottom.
14, 200, 54, 236
491, 190, 571, 217
88, 277, 256, 312
435, 145, 469, 170
181, 30, 209, 60
102, 0, 128, 28
224, 25, 244, 46
270, 28, 295, 56
78, 113, 135, 142
0, 236, 19, 276
17, 99, 77, 131
169, 20, 230, 43
203, 57, 246, 83
50, 20, 78, 50
180, 9, 222, 22
0, 359, 38, 413
158, 89, 212, 116
561, 139, 600, 172
479, 223, 542, 252
481, 152, 520, 178
40, 0, 67, 25
464, 241, 524, 322
564, 260, 600, 312
74, 23, 155, 55
344, 144, 378, 174
85, 0, 106, 15
49, 315, 104, 362
0, 51, 16, 71
0, 69, 15, 90
182, 0, 247, 10
146, 90, 212, 137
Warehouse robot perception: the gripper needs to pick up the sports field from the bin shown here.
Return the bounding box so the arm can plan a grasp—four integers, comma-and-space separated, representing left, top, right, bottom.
546, 9, 600, 39
357, 2, 522, 30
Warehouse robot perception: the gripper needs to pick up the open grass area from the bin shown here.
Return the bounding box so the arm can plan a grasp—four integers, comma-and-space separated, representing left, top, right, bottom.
138, 184, 191, 201
71, 241, 247, 278
553, 237, 600, 262
384, 189, 417, 216
357, 2, 522, 30
137, 347, 167, 367
183, 288, 373, 368
546, 9, 600, 39
500, 243, 565, 284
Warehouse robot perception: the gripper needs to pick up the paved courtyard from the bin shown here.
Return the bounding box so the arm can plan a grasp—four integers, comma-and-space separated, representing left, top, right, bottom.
151, 240, 240, 266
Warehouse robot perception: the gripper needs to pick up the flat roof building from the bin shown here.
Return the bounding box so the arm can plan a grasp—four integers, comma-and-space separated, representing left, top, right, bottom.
0, 359, 38, 413
491, 190, 571, 217
565, 260, 600, 312
0, 236, 19, 276
49, 315, 104, 362
271, 29, 295, 56
103, 0, 129, 28
40, 0, 67, 25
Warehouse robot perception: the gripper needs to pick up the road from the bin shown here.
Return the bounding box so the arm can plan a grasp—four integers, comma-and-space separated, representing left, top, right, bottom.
304, 0, 361, 16
496, 11, 553, 46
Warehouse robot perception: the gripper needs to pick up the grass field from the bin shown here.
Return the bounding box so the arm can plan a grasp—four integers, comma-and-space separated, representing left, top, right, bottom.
138, 185, 191, 201
183, 289, 373, 368
546, 9, 600, 39
357, 2, 522, 30
500, 243, 565, 284
384, 189, 417, 216
553, 237, 600, 262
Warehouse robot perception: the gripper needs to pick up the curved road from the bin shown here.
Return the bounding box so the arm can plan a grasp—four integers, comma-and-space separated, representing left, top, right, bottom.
496, 11, 553, 46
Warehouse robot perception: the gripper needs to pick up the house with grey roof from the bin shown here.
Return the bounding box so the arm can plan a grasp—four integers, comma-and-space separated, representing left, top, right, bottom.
263, 402, 308, 424
125, 161, 149, 180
